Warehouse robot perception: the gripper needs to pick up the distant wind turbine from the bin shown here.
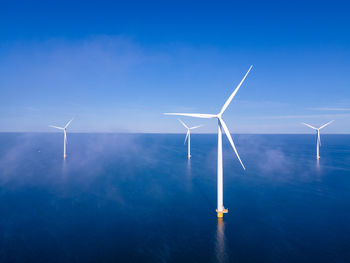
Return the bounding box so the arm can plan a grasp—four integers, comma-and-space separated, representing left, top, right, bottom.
164, 65, 253, 218
178, 119, 202, 159
49, 118, 73, 159
302, 120, 334, 159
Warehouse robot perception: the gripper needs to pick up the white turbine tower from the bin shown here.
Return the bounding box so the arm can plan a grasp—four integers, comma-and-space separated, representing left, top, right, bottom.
302, 120, 334, 159
164, 65, 253, 218
49, 118, 74, 159
178, 119, 202, 159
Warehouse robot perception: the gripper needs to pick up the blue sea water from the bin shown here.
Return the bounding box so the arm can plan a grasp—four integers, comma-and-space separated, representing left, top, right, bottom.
0, 133, 350, 262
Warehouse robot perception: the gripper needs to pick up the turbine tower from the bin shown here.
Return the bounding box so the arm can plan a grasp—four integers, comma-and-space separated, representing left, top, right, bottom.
49, 118, 73, 159
178, 119, 202, 159
302, 120, 334, 159
165, 65, 253, 218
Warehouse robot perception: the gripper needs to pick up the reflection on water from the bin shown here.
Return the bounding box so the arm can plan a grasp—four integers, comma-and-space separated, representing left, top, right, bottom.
61, 158, 68, 178
215, 219, 228, 263
185, 159, 192, 192
315, 158, 321, 182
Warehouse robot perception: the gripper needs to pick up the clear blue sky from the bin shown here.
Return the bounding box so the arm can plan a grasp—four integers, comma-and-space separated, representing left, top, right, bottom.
0, 0, 349, 133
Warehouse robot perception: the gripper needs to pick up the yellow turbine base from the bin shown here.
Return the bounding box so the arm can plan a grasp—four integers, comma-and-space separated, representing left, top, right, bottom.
216, 208, 228, 218
64, 155, 67, 159
188, 155, 191, 159
317, 156, 320, 160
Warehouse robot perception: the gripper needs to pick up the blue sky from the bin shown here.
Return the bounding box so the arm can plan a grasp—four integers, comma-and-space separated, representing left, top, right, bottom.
0, 0, 349, 133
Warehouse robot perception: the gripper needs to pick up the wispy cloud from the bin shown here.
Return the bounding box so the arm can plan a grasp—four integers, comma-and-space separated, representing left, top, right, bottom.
309, 107, 350, 111
259, 113, 350, 119
235, 99, 289, 108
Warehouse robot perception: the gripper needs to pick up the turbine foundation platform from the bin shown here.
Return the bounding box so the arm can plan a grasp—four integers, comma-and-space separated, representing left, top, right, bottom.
216, 208, 228, 218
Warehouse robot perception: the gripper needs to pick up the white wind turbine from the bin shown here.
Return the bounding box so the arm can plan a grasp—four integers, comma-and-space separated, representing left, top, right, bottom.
49, 118, 74, 159
164, 65, 253, 218
178, 119, 202, 159
302, 120, 334, 159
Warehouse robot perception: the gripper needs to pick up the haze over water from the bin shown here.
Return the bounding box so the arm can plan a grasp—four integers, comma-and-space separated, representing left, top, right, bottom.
1, 133, 350, 262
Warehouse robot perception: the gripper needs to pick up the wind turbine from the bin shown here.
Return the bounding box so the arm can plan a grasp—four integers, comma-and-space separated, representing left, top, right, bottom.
302, 120, 334, 159
49, 118, 73, 159
164, 65, 253, 218
178, 119, 202, 159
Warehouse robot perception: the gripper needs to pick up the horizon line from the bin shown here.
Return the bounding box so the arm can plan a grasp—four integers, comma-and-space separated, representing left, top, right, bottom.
0, 132, 349, 135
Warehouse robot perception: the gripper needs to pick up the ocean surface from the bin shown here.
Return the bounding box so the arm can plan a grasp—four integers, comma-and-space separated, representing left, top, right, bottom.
0, 133, 350, 263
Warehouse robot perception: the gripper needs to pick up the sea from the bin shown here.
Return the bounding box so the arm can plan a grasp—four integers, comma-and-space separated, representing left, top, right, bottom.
0, 133, 350, 262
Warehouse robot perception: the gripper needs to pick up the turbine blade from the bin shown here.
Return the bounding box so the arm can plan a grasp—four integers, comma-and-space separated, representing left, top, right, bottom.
301, 123, 317, 130
164, 113, 217, 119
219, 65, 253, 115
65, 118, 74, 129
319, 120, 334, 130
178, 119, 189, 129
219, 118, 245, 170
49, 125, 64, 130
184, 130, 189, 144
189, 125, 202, 130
